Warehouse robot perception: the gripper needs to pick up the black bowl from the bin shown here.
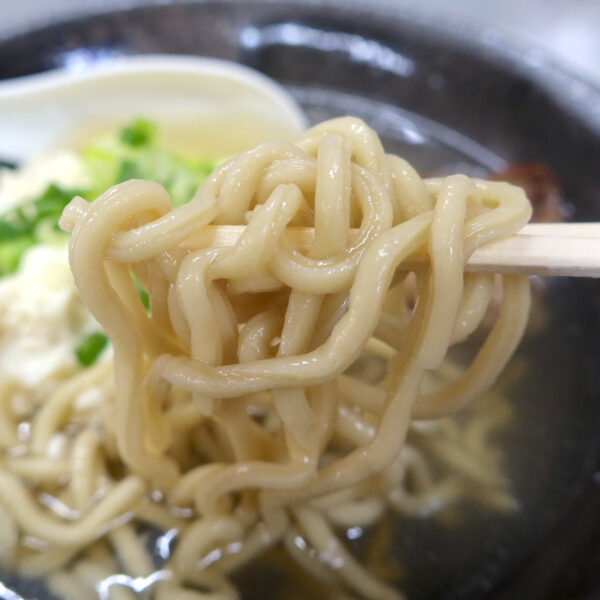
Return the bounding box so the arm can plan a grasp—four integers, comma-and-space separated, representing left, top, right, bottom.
1, 2, 599, 599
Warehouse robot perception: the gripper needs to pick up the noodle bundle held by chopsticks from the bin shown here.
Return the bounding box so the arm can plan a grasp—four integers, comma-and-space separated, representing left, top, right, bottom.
4, 117, 531, 600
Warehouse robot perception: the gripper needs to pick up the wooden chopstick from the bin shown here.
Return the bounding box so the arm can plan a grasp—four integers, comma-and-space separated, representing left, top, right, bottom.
180, 223, 600, 278
463, 224, 600, 277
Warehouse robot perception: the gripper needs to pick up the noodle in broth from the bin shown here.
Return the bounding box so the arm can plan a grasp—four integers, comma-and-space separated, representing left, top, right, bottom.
0, 117, 531, 599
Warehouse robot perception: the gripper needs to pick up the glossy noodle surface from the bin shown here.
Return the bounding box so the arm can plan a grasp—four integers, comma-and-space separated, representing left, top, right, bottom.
1, 117, 532, 600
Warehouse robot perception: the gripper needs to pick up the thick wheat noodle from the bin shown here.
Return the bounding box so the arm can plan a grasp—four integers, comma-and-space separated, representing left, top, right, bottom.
6, 456, 71, 482
0, 379, 18, 448
0, 498, 17, 569
0, 117, 531, 600
0, 470, 145, 546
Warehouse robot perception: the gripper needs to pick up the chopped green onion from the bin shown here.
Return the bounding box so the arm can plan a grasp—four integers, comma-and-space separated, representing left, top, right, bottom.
75, 332, 108, 367
120, 118, 156, 147
132, 274, 151, 312
0, 184, 83, 277
82, 118, 221, 206
117, 159, 142, 182
0, 119, 221, 279
0, 236, 35, 276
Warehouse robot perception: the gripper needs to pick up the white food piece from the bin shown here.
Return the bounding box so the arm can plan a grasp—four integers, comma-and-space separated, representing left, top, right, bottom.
0, 244, 97, 390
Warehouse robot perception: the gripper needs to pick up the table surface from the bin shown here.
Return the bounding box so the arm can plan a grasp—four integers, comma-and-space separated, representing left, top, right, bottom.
0, 0, 599, 87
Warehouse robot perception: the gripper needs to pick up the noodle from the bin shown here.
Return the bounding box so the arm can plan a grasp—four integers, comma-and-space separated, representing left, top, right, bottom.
0, 117, 531, 599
